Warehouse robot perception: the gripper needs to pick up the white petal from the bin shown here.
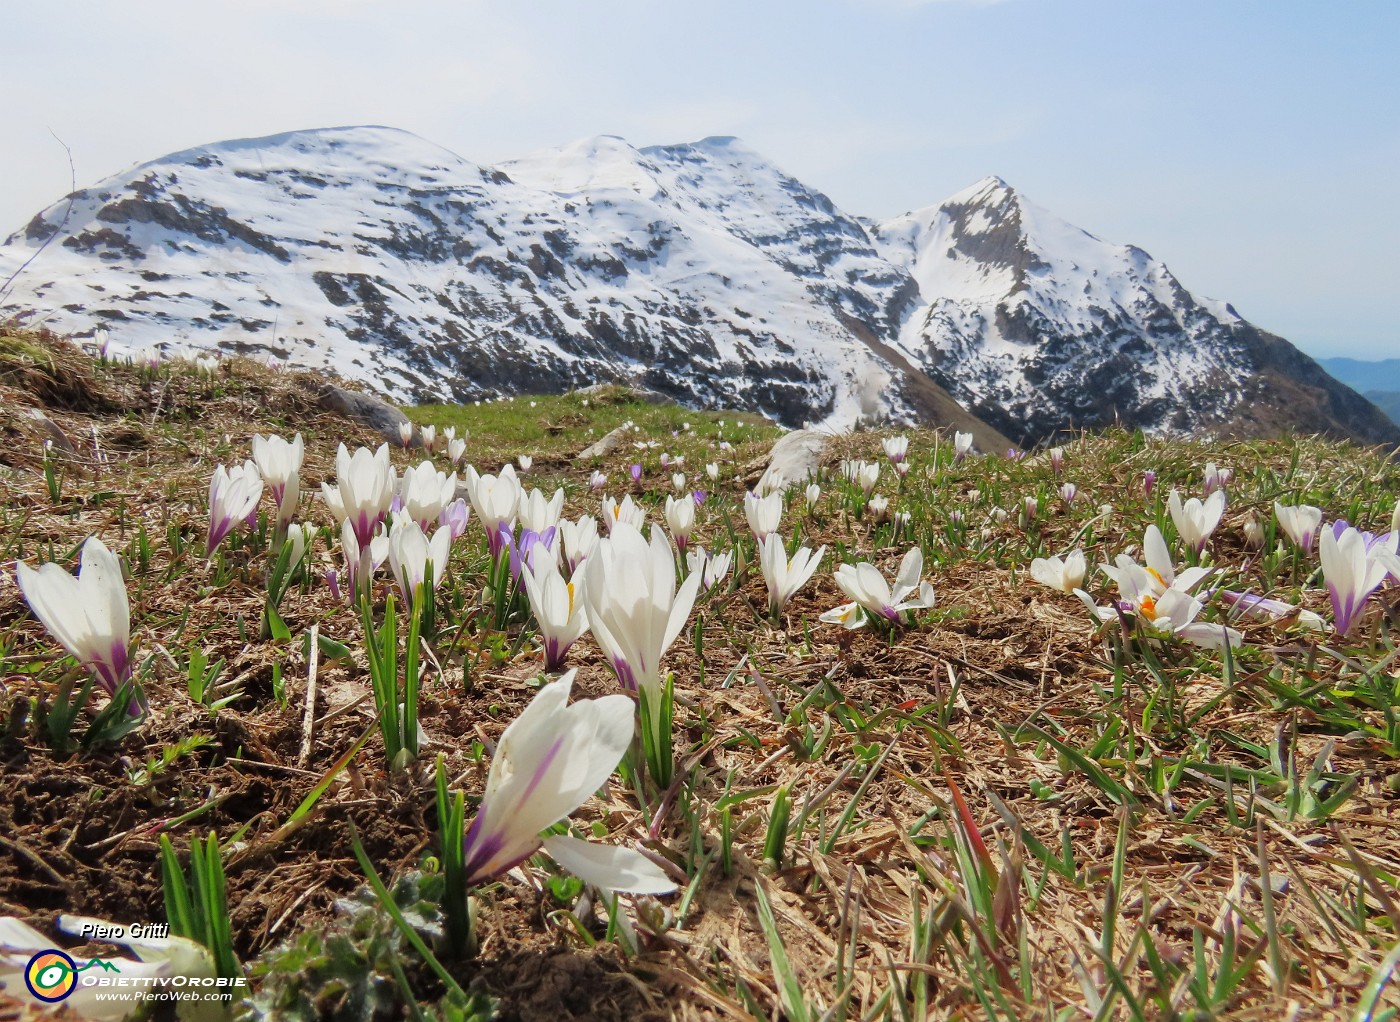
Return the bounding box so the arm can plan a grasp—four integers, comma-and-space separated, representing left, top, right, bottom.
541, 834, 676, 894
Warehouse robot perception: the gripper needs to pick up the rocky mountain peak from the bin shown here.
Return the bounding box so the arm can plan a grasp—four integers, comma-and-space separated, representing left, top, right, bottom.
0, 127, 1394, 448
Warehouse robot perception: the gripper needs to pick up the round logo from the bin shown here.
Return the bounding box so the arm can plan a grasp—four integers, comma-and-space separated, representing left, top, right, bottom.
24, 950, 78, 1003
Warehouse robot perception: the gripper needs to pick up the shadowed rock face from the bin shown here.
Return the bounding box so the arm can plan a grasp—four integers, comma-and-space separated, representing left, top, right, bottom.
875, 177, 1400, 447
2, 127, 1395, 447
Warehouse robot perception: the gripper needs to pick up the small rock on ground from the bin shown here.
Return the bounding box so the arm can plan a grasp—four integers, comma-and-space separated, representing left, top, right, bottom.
318, 385, 413, 446
575, 424, 631, 461
750, 429, 830, 490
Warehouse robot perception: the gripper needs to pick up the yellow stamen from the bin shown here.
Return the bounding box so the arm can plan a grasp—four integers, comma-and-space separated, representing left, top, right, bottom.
567, 581, 575, 617
1139, 594, 1158, 621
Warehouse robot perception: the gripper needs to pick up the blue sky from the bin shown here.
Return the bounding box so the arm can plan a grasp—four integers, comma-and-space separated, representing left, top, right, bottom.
4, 0, 1396, 357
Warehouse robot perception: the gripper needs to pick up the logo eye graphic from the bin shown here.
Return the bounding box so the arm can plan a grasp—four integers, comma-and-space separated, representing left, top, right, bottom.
24, 950, 78, 1002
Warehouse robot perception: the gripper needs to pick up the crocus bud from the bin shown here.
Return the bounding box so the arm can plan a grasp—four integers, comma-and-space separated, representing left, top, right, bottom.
448, 437, 467, 465
1243, 513, 1264, 549
439, 498, 471, 540
252, 433, 304, 537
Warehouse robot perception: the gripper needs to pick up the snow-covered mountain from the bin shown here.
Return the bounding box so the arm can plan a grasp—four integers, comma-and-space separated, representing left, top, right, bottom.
2, 125, 1393, 446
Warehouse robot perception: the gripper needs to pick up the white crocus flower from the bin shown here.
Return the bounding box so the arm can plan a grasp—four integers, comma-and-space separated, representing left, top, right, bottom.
519, 487, 565, 534
953, 431, 974, 460
561, 515, 600, 571
867, 494, 889, 519
1274, 502, 1323, 553
820, 547, 936, 629
580, 522, 701, 699
805, 483, 821, 509
420, 424, 436, 453
387, 518, 451, 611
15, 537, 132, 697
672, 472, 686, 492
664, 494, 696, 553
705, 463, 719, 481
329, 443, 397, 549
522, 559, 588, 671
759, 533, 826, 616
464, 464, 521, 554
744, 491, 784, 542
857, 462, 880, 495
1319, 525, 1392, 636
0, 914, 215, 1022
398, 421, 413, 448
1029, 550, 1087, 593
601, 494, 647, 534
1101, 525, 1211, 598
882, 435, 909, 464
398, 460, 457, 532
518, 455, 533, 473
459, 669, 673, 894
1076, 582, 1243, 650
1168, 489, 1226, 555
206, 460, 264, 556
686, 546, 733, 592
251, 432, 304, 534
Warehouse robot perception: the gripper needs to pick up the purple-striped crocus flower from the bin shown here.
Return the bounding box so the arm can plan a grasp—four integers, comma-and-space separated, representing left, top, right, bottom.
1274, 502, 1322, 553
460, 670, 673, 893
438, 498, 471, 540
16, 537, 136, 704
500, 524, 558, 583
1319, 525, 1392, 636
207, 460, 264, 556
1217, 590, 1326, 631
819, 547, 936, 629
521, 559, 587, 672
327, 443, 396, 550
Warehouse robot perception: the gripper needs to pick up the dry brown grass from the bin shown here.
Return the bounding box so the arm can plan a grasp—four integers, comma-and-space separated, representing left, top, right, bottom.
0, 326, 1397, 1021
